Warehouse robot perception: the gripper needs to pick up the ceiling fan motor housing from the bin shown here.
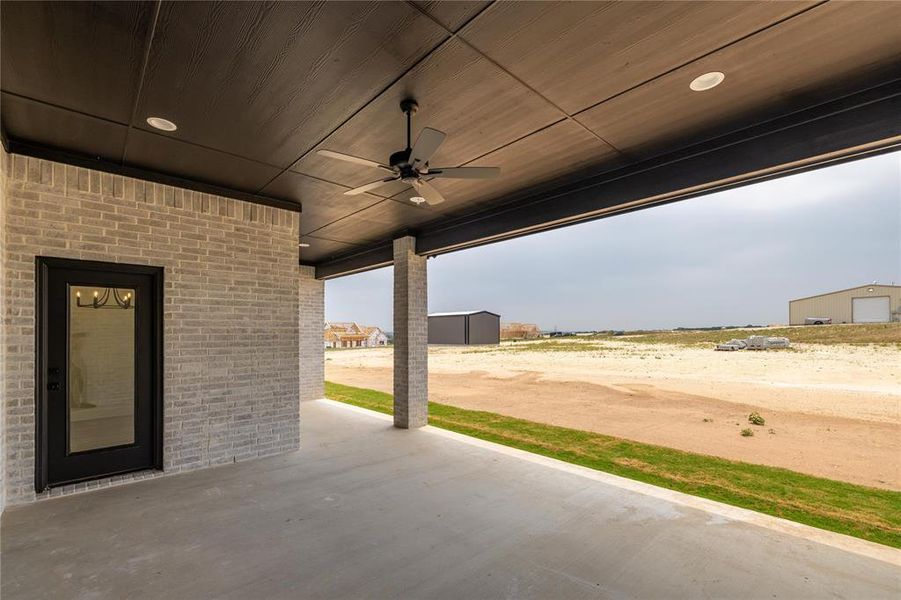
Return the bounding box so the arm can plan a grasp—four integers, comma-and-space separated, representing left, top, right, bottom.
389, 149, 413, 168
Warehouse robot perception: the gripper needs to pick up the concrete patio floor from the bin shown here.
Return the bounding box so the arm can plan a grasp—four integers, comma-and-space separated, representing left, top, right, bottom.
2, 400, 899, 599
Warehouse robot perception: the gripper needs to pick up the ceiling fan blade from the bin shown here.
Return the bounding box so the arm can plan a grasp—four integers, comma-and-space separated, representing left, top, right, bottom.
427, 167, 500, 179
317, 149, 393, 172
412, 179, 445, 205
410, 127, 446, 167
344, 177, 399, 196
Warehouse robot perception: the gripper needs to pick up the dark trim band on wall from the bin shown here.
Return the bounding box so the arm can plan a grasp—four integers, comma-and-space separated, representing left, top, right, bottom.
5, 138, 302, 214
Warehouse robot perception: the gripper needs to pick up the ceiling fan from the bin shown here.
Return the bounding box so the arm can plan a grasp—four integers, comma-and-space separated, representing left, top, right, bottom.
317, 99, 500, 205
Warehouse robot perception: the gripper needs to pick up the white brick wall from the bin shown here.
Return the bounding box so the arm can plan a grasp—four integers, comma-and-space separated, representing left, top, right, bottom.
299, 266, 324, 402
1, 150, 303, 505
0, 150, 7, 512
393, 236, 428, 428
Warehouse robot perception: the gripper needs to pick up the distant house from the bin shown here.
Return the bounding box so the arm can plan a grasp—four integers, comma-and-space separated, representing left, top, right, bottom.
363, 326, 389, 347
500, 322, 542, 340
324, 322, 389, 348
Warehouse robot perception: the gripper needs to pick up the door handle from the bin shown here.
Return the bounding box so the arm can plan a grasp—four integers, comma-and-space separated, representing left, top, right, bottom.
47, 382, 60, 391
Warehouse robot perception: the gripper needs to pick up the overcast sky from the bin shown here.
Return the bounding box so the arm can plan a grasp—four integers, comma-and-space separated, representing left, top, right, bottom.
326, 151, 900, 331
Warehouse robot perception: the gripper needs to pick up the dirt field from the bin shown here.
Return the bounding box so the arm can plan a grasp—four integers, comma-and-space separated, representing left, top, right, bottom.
325, 336, 901, 490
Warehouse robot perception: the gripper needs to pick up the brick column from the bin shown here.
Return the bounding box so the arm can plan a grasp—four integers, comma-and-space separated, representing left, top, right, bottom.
393, 236, 428, 428
299, 265, 324, 402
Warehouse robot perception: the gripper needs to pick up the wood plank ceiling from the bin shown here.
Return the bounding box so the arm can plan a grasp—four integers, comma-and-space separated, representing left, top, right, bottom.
2, 1, 900, 266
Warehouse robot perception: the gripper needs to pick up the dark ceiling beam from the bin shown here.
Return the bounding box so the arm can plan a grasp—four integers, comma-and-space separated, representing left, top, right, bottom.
313, 243, 394, 279
314, 80, 901, 278
418, 81, 901, 254
3, 137, 302, 213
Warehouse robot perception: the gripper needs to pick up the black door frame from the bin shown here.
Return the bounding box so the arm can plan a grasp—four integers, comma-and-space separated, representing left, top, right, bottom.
35, 256, 164, 492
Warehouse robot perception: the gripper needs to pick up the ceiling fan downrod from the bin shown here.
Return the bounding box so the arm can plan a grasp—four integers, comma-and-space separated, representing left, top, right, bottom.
400, 98, 419, 151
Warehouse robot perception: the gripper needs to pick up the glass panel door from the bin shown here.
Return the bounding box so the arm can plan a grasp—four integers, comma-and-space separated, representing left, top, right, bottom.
37, 257, 162, 491
68, 286, 136, 453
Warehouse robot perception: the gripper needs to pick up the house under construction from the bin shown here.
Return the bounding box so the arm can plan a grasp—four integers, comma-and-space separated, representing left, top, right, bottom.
324, 322, 389, 349
500, 322, 542, 340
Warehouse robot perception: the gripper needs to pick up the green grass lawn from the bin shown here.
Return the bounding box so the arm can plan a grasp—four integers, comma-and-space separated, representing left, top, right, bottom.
325, 381, 901, 548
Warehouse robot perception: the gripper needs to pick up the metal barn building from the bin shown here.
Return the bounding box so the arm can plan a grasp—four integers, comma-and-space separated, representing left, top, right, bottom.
789, 284, 901, 325
428, 311, 501, 345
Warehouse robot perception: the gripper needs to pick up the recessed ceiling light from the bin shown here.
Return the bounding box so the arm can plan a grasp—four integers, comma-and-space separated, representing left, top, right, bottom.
689, 71, 725, 92
410, 196, 426, 205
146, 116, 177, 131
298, 242, 310, 248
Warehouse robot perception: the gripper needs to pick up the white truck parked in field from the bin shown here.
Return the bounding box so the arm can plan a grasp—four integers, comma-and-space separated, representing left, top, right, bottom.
804, 317, 832, 325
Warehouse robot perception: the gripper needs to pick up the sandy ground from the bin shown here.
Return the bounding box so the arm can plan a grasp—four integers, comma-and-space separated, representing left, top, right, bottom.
326, 341, 901, 490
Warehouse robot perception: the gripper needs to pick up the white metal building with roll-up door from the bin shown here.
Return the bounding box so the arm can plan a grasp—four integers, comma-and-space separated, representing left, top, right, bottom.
428, 311, 501, 345
852, 296, 892, 323
789, 284, 901, 325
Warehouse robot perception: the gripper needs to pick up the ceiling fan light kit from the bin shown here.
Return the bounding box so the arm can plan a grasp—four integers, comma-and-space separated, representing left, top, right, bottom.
317, 98, 500, 206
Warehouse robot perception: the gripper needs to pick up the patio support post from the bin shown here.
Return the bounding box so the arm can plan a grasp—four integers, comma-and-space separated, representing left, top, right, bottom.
299, 265, 325, 402
393, 236, 428, 428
